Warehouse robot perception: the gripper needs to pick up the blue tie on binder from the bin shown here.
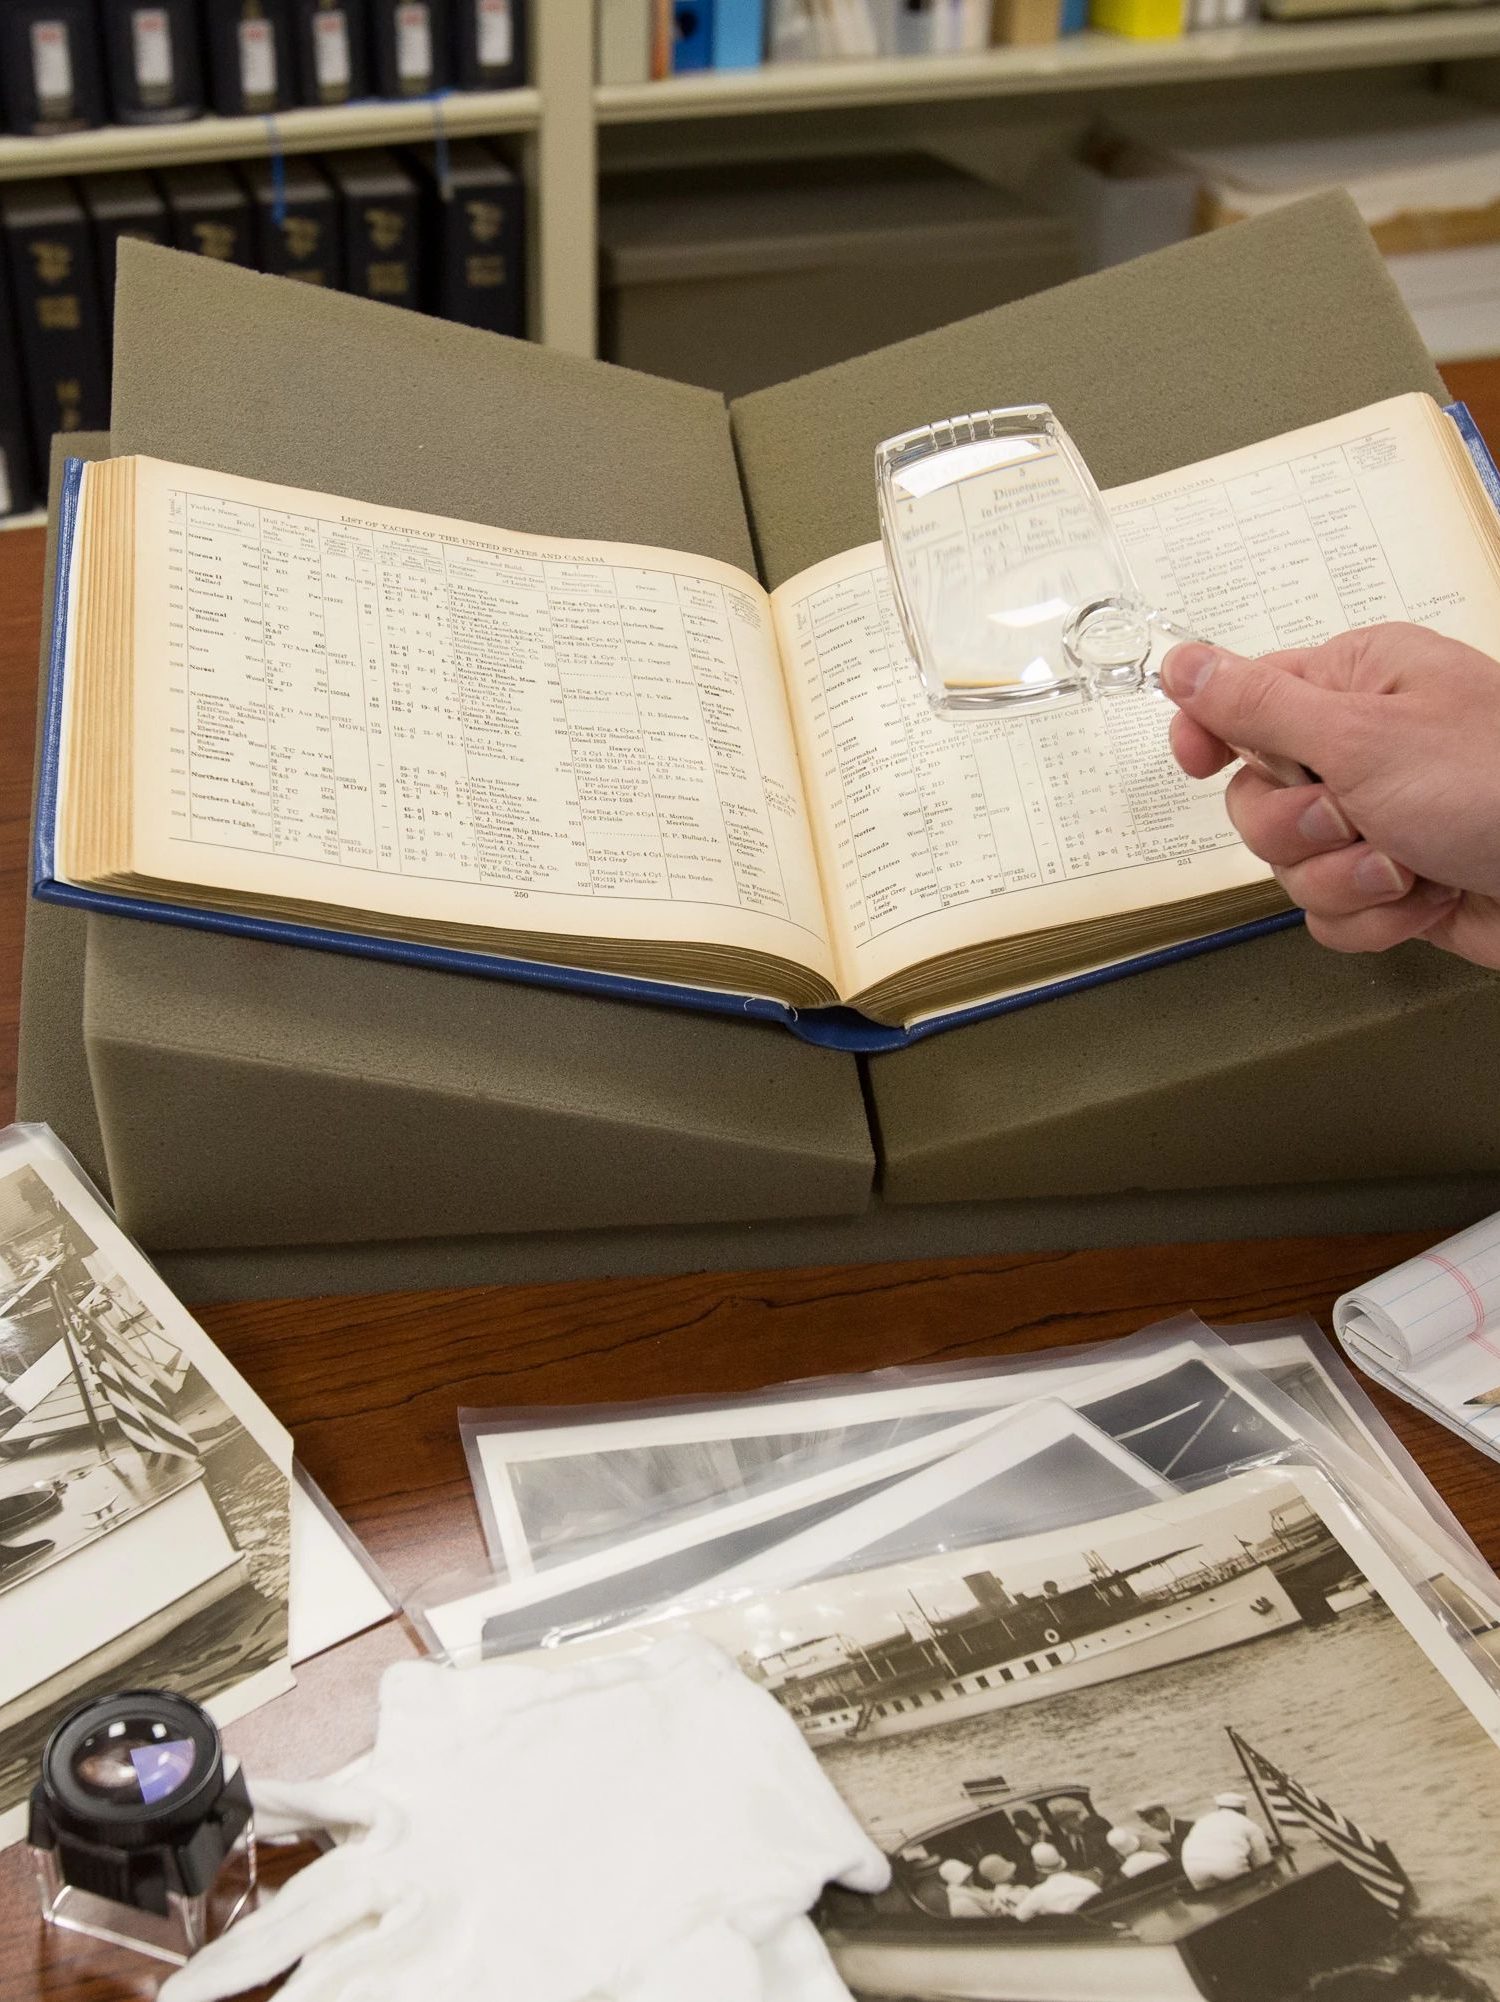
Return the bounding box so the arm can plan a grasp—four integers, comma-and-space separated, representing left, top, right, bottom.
711, 0, 764, 65
672, 0, 715, 67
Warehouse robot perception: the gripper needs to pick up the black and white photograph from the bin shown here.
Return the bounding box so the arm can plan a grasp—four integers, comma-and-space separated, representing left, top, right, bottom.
0, 1130, 293, 1844
540, 1467, 1500, 2002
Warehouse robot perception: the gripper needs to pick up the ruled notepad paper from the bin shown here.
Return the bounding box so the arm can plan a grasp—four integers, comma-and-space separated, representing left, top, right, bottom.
1334, 1217, 1500, 1457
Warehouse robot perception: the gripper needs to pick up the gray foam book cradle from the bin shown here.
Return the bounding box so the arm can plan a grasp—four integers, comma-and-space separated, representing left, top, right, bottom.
18, 194, 1500, 1301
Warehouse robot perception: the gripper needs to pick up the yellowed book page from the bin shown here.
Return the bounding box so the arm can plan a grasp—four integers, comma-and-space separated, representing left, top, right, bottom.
772, 392, 1500, 1001
122, 457, 834, 986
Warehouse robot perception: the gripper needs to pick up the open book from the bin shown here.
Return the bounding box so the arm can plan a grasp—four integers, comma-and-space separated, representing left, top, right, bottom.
36, 391, 1500, 1050
1335, 1216, 1500, 1469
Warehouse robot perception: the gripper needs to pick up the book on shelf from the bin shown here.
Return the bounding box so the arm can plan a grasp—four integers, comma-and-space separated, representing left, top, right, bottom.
408, 141, 524, 333
159, 163, 255, 268
451, 0, 524, 87
0, 180, 109, 470
37, 392, 1500, 1050
326, 150, 420, 308
289, 0, 371, 102
369, 0, 450, 95
0, 0, 107, 136
98, 0, 206, 122
245, 156, 340, 286
202, 0, 296, 115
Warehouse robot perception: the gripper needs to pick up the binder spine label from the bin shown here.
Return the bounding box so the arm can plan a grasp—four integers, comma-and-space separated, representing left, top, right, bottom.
30, 21, 76, 117
238, 15, 278, 101
131, 6, 175, 94
477, 0, 512, 63
312, 8, 351, 88
395, 1, 432, 84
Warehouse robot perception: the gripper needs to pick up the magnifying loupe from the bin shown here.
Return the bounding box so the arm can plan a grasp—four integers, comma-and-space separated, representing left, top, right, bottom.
876, 405, 1199, 716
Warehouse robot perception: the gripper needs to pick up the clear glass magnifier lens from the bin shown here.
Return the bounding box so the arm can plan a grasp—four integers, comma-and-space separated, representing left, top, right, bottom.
877, 409, 1157, 716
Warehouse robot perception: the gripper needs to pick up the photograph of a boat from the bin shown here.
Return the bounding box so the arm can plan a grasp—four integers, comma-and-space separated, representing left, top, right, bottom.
769, 1546, 1301, 1746
819, 1763, 1401, 2002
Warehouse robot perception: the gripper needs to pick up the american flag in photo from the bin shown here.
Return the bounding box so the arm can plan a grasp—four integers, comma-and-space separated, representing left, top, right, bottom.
1229, 1728, 1412, 1918
85, 1323, 199, 1463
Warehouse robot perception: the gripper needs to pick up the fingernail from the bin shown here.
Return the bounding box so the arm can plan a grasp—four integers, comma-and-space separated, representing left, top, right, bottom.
1296, 794, 1354, 845
1353, 851, 1408, 898
1161, 644, 1224, 699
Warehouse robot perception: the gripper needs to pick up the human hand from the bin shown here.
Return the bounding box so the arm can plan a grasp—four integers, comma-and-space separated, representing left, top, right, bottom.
1160, 623, 1500, 968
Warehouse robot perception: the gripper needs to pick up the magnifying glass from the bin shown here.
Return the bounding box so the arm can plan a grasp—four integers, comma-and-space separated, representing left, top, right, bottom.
875, 405, 1308, 788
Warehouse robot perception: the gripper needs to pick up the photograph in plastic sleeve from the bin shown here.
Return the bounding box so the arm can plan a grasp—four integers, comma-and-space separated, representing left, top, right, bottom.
463, 1320, 1489, 1593
490, 1466, 1500, 2001
0, 1124, 293, 1846
419, 1400, 1177, 1665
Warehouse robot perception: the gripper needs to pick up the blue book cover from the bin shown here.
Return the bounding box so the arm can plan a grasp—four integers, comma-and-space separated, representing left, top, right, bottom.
33, 406, 1500, 1054
672, 0, 715, 68
711, 0, 763, 65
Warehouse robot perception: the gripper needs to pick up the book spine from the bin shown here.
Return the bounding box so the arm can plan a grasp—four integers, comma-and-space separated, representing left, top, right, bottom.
432, 162, 523, 334
85, 196, 170, 327
649, 0, 672, 75
290, 0, 369, 101
342, 182, 420, 307
0, 2, 108, 134
671, 0, 713, 67
3, 197, 110, 468
451, 0, 524, 85
598, 0, 651, 81
370, 0, 451, 94
98, 0, 205, 120
251, 173, 341, 288
709, 0, 763, 65
0, 254, 38, 517
202, 0, 295, 113
163, 175, 255, 266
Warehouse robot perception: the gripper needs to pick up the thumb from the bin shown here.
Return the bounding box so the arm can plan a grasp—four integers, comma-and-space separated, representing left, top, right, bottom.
1160, 644, 1347, 766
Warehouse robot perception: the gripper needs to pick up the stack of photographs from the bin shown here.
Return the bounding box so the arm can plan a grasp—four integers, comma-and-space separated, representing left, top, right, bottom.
409, 1315, 1500, 2001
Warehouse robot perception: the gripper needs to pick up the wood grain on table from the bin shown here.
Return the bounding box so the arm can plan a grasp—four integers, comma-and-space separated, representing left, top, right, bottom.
4, 364, 1500, 1997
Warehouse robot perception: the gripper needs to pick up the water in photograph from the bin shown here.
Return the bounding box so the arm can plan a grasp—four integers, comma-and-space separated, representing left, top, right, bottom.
821, 1605, 1500, 1995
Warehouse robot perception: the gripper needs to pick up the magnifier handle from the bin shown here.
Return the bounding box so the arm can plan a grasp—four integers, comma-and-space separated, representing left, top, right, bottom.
1233, 748, 1314, 789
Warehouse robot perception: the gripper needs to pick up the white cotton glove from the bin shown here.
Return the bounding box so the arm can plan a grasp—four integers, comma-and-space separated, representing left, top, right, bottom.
159, 1637, 886, 2002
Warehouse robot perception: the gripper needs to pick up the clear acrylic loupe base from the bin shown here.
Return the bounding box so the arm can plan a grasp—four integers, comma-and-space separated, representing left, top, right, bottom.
33, 1824, 257, 1967
876, 405, 1198, 717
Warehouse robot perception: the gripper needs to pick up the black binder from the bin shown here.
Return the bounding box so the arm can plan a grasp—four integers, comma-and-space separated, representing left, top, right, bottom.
245, 157, 340, 288
407, 140, 523, 335
0, 247, 37, 516
159, 164, 254, 267
0, 0, 107, 134
370, 0, 449, 97
451, 0, 523, 88
289, 0, 368, 103
326, 151, 420, 309
202, 0, 294, 113
0, 179, 109, 466
81, 171, 170, 328
98, 0, 204, 121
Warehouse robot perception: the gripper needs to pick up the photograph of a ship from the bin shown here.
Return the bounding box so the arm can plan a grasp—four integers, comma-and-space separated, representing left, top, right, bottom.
0, 1154, 290, 1831
700, 1472, 1500, 2002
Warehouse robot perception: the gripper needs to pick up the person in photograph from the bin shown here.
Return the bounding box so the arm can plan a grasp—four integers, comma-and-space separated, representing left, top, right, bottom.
1014, 1844, 1102, 1921
1106, 1827, 1170, 1881
976, 1854, 1027, 1918
1052, 1796, 1114, 1878
937, 1859, 994, 1920
1180, 1793, 1274, 1890
1136, 1800, 1193, 1860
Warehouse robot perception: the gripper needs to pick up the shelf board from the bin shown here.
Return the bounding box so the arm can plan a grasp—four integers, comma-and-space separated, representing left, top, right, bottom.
597, 13, 1500, 120
0, 88, 541, 182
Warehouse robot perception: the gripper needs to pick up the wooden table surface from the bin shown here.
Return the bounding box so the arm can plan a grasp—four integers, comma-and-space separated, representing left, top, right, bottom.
4, 365, 1500, 1999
